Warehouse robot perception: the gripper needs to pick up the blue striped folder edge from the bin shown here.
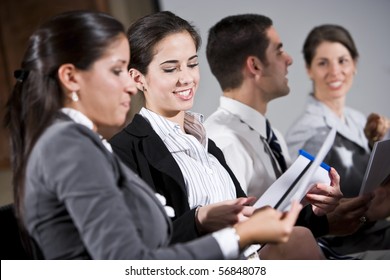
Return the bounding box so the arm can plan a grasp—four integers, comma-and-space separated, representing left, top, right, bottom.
299, 149, 331, 172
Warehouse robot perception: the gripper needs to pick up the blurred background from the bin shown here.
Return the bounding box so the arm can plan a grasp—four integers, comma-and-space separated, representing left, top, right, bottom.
1, 0, 389, 206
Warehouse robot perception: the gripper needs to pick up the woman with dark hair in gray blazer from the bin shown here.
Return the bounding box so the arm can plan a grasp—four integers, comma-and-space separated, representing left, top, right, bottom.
4, 10, 302, 260
286, 24, 390, 259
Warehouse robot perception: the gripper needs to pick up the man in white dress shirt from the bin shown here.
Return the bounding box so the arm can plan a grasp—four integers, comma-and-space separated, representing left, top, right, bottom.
204, 14, 349, 241
204, 14, 295, 199
204, 14, 390, 259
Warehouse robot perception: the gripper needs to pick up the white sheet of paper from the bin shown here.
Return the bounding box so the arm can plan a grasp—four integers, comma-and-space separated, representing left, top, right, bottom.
288, 128, 336, 209
253, 128, 336, 211
359, 139, 390, 195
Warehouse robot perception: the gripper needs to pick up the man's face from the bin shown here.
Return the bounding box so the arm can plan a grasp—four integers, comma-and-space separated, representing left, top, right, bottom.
260, 26, 293, 101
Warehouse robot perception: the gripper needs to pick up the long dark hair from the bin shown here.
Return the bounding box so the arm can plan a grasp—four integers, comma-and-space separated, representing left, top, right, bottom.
3, 10, 125, 254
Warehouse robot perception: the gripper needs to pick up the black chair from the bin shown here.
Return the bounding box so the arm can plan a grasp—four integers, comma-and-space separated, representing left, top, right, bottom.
0, 203, 33, 259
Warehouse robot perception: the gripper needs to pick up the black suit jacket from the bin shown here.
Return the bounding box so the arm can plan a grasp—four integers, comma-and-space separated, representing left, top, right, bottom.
110, 114, 328, 243
110, 114, 246, 243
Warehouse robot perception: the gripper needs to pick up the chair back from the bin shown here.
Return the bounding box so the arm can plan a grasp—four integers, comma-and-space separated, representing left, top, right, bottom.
0, 203, 33, 259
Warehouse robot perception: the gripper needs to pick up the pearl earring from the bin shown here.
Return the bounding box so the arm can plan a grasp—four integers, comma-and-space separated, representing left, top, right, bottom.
71, 91, 79, 102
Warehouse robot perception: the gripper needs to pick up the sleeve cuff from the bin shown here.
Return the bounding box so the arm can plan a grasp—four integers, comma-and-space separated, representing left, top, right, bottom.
211, 227, 240, 259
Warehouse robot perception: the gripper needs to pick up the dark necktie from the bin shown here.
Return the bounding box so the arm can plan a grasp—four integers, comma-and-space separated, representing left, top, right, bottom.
265, 119, 287, 173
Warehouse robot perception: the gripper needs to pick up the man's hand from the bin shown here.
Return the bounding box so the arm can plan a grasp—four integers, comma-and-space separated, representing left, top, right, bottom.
305, 168, 343, 216
366, 181, 390, 221
327, 194, 373, 236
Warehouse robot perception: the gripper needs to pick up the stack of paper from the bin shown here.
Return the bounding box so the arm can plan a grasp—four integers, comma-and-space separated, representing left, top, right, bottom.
253, 128, 336, 211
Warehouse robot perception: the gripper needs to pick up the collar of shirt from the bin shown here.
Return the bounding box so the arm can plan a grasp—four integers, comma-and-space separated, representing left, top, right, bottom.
184, 112, 207, 146
307, 94, 369, 151
219, 96, 267, 138
140, 107, 208, 149
61, 107, 94, 130
60, 107, 113, 153
140, 108, 237, 207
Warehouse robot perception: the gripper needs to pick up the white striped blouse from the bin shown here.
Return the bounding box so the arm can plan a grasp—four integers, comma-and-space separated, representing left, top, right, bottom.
140, 108, 237, 209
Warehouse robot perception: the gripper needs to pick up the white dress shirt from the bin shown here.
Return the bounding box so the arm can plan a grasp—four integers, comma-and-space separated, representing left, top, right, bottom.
205, 96, 292, 199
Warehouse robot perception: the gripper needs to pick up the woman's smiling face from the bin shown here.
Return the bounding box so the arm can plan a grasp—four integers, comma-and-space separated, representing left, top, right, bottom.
307, 41, 356, 102
141, 31, 200, 118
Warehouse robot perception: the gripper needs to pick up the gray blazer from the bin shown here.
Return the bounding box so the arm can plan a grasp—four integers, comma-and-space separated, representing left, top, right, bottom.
286, 95, 390, 256
286, 94, 370, 197
24, 117, 223, 259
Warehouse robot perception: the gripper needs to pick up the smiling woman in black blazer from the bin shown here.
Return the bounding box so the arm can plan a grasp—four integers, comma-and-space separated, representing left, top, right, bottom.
109, 11, 328, 260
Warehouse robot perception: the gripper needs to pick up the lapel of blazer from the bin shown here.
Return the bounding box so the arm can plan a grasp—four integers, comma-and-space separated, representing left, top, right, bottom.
126, 115, 188, 197
307, 95, 368, 151
208, 139, 247, 198
126, 115, 246, 203
78, 121, 174, 231
111, 152, 173, 231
